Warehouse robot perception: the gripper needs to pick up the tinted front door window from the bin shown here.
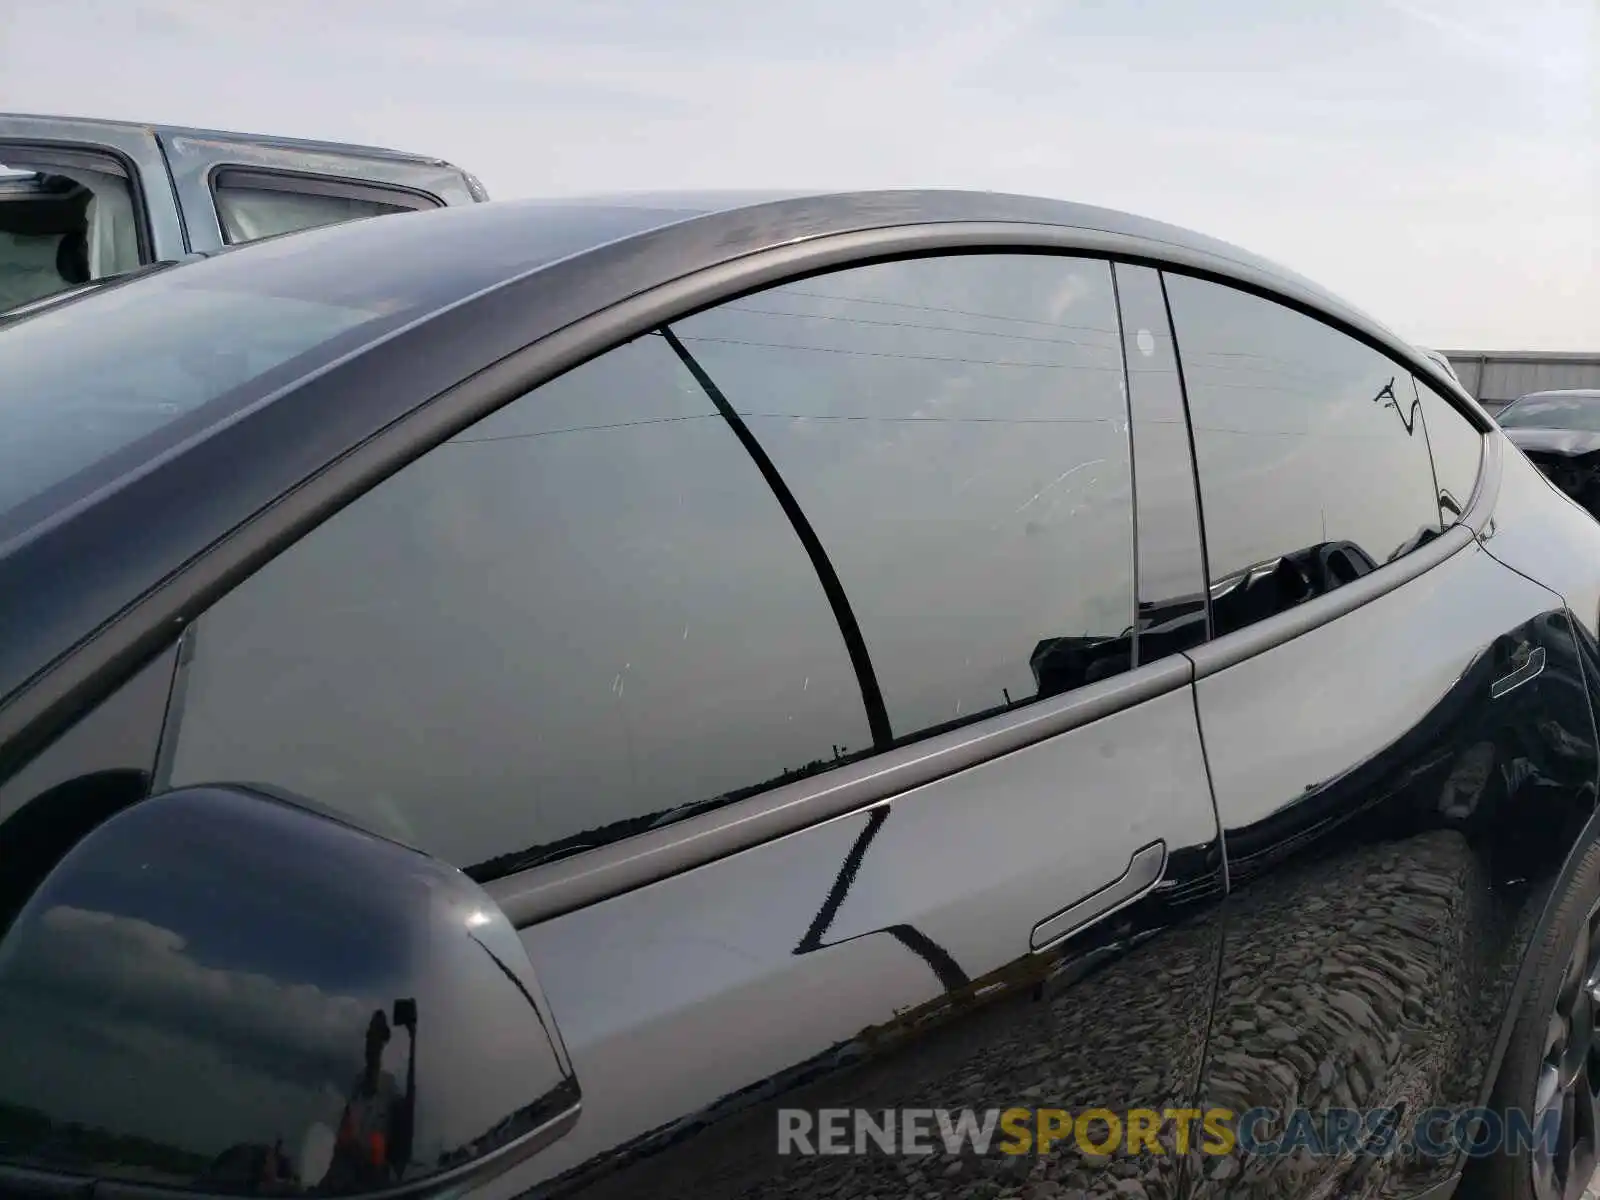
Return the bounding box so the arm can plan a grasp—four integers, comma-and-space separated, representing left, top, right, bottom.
166, 335, 873, 875
670, 252, 1135, 738
1162, 274, 1443, 636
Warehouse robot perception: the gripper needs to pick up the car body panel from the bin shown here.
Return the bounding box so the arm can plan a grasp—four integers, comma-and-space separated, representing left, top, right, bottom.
491, 683, 1224, 1200
1189, 536, 1597, 1197
1482, 434, 1600, 643
1, 192, 1599, 1200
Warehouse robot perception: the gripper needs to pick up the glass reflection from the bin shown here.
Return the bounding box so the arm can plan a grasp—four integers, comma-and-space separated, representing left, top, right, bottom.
1413, 376, 1485, 524
0, 786, 576, 1195
1162, 273, 1443, 637
167, 335, 873, 877
671, 253, 1136, 739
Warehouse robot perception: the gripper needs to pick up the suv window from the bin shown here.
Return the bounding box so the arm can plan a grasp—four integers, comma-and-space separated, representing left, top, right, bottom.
1413, 377, 1484, 522
0, 151, 142, 312
166, 334, 874, 876
165, 251, 1140, 875
669, 252, 1135, 738
212, 169, 436, 245
1162, 274, 1443, 637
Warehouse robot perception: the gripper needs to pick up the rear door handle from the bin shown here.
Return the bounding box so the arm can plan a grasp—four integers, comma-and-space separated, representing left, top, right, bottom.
1492, 645, 1546, 699
1031, 839, 1167, 952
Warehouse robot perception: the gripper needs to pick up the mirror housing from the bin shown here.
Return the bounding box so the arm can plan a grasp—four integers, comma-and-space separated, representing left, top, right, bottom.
0, 784, 580, 1198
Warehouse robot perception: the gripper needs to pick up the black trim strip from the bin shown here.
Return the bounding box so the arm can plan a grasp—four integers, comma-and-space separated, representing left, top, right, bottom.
1158, 270, 1216, 643
659, 325, 893, 748
152, 132, 191, 254
1108, 263, 1142, 666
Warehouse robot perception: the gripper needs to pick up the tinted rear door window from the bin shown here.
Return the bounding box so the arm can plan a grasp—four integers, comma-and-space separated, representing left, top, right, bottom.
1162, 274, 1443, 637
670, 252, 1136, 738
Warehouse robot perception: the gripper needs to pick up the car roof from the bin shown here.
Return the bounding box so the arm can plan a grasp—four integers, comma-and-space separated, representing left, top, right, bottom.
475, 188, 1379, 315
507, 187, 1326, 296
105, 185, 1408, 347
0, 186, 1457, 421
336, 189, 1456, 396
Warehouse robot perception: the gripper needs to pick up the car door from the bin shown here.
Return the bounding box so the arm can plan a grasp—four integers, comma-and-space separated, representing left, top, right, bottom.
157, 128, 477, 252
1161, 273, 1600, 1199
157, 246, 1228, 1199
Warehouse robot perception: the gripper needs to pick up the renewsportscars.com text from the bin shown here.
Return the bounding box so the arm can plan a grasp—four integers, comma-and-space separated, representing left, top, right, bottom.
777, 1106, 1556, 1160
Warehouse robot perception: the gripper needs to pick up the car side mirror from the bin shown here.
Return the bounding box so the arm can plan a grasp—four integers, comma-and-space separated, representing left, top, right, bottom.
0, 784, 580, 1198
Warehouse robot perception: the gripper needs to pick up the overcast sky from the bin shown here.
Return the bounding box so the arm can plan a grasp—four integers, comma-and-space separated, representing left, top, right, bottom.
1, 0, 1594, 349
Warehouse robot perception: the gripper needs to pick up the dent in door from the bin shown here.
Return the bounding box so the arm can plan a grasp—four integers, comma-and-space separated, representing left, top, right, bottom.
493, 686, 1225, 1200
1188, 544, 1599, 1199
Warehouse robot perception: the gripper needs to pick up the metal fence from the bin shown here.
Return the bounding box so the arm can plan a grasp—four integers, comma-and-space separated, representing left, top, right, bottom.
1440, 351, 1600, 415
